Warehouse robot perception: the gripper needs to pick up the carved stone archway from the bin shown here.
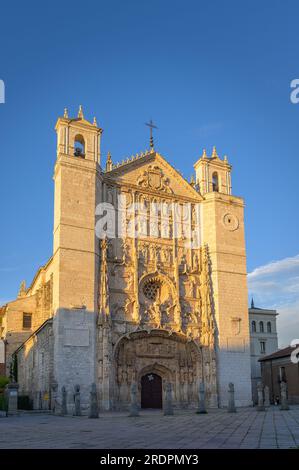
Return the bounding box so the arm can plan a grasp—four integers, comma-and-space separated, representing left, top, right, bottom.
113, 329, 203, 409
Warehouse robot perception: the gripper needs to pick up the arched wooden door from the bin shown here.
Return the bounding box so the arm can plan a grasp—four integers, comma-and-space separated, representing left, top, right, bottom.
141, 373, 162, 409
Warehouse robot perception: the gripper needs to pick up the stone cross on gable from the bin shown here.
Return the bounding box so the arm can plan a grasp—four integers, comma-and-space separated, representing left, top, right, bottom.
145, 119, 158, 149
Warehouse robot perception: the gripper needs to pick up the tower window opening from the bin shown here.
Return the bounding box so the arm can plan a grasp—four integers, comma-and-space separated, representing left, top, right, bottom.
260, 341, 266, 354
74, 135, 85, 158
259, 321, 264, 333
252, 320, 256, 333
212, 172, 219, 192
267, 321, 272, 333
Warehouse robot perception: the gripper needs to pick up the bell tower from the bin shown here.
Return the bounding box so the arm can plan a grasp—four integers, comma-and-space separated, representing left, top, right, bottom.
195, 147, 252, 407
56, 105, 102, 163
52, 106, 103, 408
194, 147, 232, 195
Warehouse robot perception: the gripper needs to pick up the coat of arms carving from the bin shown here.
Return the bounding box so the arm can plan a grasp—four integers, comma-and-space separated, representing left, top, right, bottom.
137, 165, 173, 193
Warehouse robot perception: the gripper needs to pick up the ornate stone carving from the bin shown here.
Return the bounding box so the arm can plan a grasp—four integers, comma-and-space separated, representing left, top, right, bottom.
114, 330, 205, 407
137, 165, 173, 193
199, 246, 215, 347
96, 170, 218, 410
98, 238, 110, 324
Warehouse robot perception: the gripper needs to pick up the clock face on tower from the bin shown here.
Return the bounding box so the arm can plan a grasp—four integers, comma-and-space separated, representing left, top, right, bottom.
222, 212, 239, 231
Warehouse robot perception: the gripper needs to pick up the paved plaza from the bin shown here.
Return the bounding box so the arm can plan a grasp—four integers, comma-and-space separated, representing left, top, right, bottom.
0, 406, 299, 449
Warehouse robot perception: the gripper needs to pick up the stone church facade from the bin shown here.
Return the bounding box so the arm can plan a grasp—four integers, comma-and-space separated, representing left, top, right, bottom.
1, 108, 252, 412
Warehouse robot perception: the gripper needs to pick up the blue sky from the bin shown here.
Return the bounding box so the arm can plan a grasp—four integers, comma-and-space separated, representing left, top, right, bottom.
0, 0, 298, 345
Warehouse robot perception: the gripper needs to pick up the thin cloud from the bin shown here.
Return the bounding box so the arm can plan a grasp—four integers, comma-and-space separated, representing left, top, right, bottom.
248, 254, 299, 279
193, 122, 224, 138
248, 254, 299, 347
0, 267, 19, 273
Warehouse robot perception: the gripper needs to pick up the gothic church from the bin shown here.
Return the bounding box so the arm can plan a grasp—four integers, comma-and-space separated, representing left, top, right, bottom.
0, 107, 252, 412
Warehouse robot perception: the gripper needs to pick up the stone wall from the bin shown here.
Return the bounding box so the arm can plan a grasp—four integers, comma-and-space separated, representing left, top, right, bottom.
201, 191, 252, 407
52, 308, 97, 414
0, 340, 5, 376
2, 275, 53, 376
16, 320, 54, 409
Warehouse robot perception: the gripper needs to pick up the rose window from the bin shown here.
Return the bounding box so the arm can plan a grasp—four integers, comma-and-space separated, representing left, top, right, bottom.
143, 280, 160, 300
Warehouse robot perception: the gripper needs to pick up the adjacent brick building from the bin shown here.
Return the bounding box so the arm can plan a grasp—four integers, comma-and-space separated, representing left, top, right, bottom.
260, 344, 299, 404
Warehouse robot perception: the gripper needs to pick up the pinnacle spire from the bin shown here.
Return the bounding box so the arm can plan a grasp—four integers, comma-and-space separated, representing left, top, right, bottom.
212, 146, 218, 158
93, 116, 97, 127
106, 151, 113, 172
63, 107, 68, 118
18, 280, 26, 298
78, 105, 84, 119
251, 298, 255, 309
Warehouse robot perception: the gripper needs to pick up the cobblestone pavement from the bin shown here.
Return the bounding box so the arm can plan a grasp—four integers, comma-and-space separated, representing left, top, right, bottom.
0, 406, 299, 449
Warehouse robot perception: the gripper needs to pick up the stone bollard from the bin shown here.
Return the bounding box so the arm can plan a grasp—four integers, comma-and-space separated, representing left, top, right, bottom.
129, 382, 139, 417
280, 381, 289, 411
6, 383, 19, 416
264, 385, 270, 407
196, 382, 207, 414
257, 382, 265, 411
50, 382, 58, 414
73, 384, 81, 416
61, 386, 67, 416
228, 382, 236, 413
164, 382, 174, 416
89, 383, 99, 419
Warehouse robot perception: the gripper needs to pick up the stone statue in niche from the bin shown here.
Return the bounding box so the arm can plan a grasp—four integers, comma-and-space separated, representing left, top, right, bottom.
155, 246, 162, 264
146, 300, 161, 328
160, 248, 167, 263
125, 271, 134, 292
179, 254, 188, 274
149, 245, 156, 263
161, 300, 176, 324
107, 187, 114, 204
186, 280, 194, 298
192, 253, 199, 273
122, 238, 132, 264
189, 309, 199, 325
124, 298, 135, 320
